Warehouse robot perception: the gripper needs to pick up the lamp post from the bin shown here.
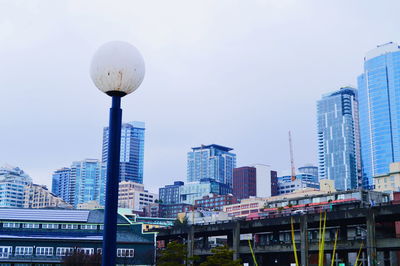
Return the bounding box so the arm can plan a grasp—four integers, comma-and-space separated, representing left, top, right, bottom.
90, 41, 145, 266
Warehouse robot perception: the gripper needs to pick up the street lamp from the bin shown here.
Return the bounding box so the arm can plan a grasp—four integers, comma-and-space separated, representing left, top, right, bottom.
90, 41, 145, 266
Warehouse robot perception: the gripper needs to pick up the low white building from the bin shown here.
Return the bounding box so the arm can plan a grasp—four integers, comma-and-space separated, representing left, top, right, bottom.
118, 181, 158, 211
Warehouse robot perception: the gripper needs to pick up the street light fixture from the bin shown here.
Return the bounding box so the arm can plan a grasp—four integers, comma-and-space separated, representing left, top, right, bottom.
90, 41, 145, 266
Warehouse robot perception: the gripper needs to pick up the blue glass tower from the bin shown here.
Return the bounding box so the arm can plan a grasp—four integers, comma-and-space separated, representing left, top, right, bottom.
187, 144, 236, 187
317, 87, 361, 190
102, 121, 145, 183
72, 159, 101, 207
52, 167, 74, 205
358, 42, 400, 189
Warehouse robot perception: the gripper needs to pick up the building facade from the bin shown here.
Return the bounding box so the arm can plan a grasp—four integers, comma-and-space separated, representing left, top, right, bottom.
118, 181, 158, 211
23, 184, 72, 209
102, 121, 145, 184
0, 165, 32, 208
194, 193, 238, 211
159, 203, 193, 218
298, 164, 318, 179
317, 86, 361, 190
51, 167, 74, 206
0, 208, 156, 265
277, 176, 320, 195
233, 165, 278, 199
374, 162, 400, 196
358, 42, 400, 189
159, 181, 184, 204
179, 179, 232, 205
187, 144, 236, 187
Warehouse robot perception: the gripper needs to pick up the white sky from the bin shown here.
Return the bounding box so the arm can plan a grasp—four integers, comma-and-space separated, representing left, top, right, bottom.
0, 0, 399, 193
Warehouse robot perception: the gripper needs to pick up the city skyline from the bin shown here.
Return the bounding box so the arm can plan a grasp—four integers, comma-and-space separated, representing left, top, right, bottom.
1, 1, 400, 194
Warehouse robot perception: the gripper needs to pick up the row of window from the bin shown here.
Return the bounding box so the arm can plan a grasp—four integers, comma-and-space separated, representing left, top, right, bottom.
0, 246, 134, 258
2, 222, 102, 230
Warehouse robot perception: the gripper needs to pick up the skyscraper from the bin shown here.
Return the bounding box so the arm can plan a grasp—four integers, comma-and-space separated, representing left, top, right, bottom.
317, 87, 361, 190
52, 159, 102, 207
0, 165, 32, 208
358, 42, 400, 189
187, 144, 236, 187
102, 121, 145, 183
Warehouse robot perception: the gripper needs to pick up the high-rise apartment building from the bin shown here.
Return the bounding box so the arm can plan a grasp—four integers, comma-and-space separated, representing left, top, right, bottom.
179, 179, 231, 205
317, 87, 361, 190
187, 144, 236, 187
102, 121, 145, 184
159, 181, 184, 204
0, 165, 32, 208
358, 42, 400, 189
23, 184, 72, 209
118, 181, 158, 211
52, 159, 102, 207
52, 167, 74, 205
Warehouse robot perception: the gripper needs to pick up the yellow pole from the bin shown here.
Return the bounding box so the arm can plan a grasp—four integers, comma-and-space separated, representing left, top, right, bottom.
248, 239, 258, 266
291, 217, 299, 266
319, 211, 327, 266
330, 229, 339, 266
355, 242, 363, 266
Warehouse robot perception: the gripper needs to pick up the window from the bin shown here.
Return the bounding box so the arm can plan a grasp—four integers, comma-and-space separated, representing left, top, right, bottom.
117, 248, 134, 257
42, 224, 59, 229
15, 246, 33, 255
77, 248, 94, 255
81, 224, 97, 230
3, 222, 20, 228
61, 224, 78, 229
0, 246, 12, 258
36, 247, 53, 256
96, 248, 102, 255
22, 223, 39, 229
56, 247, 74, 256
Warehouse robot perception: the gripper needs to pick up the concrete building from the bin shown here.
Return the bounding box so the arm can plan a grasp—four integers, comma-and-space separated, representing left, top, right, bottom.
159, 203, 193, 218
187, 144, 236, 187
77, 200, 103, 210
102, 121, 145, 184
159, 181, 184, 204
223, 197, 266, 218
233, 165, 278, 199
277, 174, 320, 195
23, 184, 72, 209
374, 162, 400, 196
118, 181, 158, 211
194, 193, 238, 211
317, 87, 361, 190
0, 208, 156, 265
0, 165, 32, 208
298, 164, 318, 178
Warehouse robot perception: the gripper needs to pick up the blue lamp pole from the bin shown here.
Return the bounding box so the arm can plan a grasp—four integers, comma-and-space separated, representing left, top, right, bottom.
90, 41, 145, 266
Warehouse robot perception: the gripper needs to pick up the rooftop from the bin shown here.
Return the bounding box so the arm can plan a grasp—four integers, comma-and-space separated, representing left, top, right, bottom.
365, 42, 400, 61
191, 144, 233, 152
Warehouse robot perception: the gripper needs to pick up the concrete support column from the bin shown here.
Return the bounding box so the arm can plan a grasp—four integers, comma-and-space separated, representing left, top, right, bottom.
202, 235, 209, 249
187, 226, 194, 260
366, 210, 377, 266
300, 215, 308, 266
232, 221, 240, 261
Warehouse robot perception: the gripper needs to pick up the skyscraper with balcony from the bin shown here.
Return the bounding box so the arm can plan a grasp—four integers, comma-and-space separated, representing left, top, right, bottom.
52, 167, 74, 205
0, 165, 32, 208
102, 121, 145, 184
358, 42, 400, 189
187, 144, 236, 187
317, 87, 361, 190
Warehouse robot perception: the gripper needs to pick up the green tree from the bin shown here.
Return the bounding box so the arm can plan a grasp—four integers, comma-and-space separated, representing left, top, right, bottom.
173, 217, 188, 229
200, 246, 242, 266
158, 241, 188, 266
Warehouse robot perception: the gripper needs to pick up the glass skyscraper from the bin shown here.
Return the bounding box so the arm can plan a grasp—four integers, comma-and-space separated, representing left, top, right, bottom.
187, 144, 236, 187
52, 159, 102, 207
317, 87, 361, 190
358, 42, 400, 189
0, 165, 32, 208
102, 121, 145, 183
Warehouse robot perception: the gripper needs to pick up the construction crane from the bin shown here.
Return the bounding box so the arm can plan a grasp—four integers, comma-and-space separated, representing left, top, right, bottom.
289, 131, 296, 181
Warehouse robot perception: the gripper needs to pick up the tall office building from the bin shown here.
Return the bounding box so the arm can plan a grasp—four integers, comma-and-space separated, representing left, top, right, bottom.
52, 159, 102, 207
0, 165, 32, 208
102, 121, 145, 183
317, 87, 361, 190
187, 144, 236, 187
159, 181, 184, 204
358, 42, 400, 189
52, 167, 74, 205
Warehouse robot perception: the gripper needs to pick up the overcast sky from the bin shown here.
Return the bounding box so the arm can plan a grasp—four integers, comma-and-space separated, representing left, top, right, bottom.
0, 0, 399, 193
